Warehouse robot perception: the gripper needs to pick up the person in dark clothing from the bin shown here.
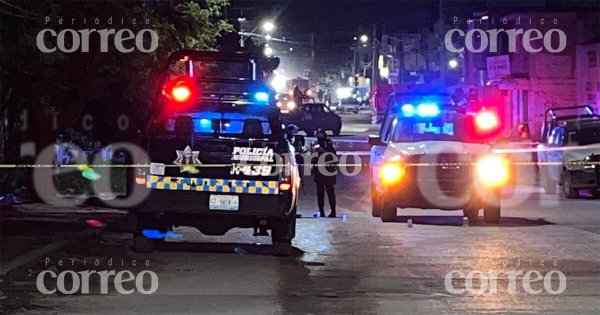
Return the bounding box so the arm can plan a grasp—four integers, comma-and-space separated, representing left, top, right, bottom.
286, 124, 307, 189
311, 130, 337, 217
293, 86, 304, 107
317, 89, 324, 102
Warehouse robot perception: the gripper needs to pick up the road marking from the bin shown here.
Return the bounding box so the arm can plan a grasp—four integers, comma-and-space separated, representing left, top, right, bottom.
0, 241, 67, 276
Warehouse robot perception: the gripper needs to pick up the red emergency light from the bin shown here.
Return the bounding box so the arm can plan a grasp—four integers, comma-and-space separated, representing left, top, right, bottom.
467, 109, 503, 141
475, 111, 499, 132
162, 77, 195, 105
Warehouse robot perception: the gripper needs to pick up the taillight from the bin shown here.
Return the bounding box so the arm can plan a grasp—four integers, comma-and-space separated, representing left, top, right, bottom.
278, 153, 295, 192
279, 182, 292, 191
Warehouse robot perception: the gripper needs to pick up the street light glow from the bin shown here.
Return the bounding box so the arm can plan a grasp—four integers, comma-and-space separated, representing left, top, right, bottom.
264, 46, 274, 56
360, 34, 368, 43
448, 59, 459, 69
265, 34, 272, 41
262, 21, 275, 32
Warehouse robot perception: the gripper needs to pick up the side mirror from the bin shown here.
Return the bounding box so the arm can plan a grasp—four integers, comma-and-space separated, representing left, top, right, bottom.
368, 135, 385, 147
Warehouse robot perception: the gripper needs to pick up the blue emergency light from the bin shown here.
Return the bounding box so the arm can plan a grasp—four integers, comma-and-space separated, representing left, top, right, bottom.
254, 91, 270, 103
417, 103, 441, 117
401, 103, 440, 117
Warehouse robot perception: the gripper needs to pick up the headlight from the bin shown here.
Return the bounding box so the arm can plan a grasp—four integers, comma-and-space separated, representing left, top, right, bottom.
476, 155, 510, 187
287, 101, 296, 110
379, 161, 405, 185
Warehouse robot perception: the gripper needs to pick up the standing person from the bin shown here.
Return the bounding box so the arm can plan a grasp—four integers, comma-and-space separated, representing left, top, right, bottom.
293, 86, 303, 107
312, 130, 337, 217
285, 124, 306, 188
317, 89, 324, 102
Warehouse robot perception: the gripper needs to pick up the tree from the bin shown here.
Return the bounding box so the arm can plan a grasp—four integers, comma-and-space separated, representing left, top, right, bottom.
0, 0, 233, 163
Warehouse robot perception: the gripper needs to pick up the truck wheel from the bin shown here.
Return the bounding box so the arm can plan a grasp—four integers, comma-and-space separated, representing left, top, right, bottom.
371, 187, 382, 217
380, 199, 397, 222
271, 216, 295, 256
463, 207, 479, 225
542, 168, 557, 194
562, 171, 578, 199
272, 239, 292, 256
483, 205, 501, 224
132, 233, 154, 253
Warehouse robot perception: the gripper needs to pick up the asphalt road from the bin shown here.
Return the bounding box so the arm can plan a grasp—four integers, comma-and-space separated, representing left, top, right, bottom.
1, 113, 599, 314
1, 165, 599, 314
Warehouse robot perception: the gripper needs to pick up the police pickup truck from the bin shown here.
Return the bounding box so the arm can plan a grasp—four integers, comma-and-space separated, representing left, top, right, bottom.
133, 51, 300, 255
369, 93, 510, 224
537, 106, 600, 198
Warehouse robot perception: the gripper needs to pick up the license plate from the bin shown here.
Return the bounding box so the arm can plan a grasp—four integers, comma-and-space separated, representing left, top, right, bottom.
209, 195, 239, 211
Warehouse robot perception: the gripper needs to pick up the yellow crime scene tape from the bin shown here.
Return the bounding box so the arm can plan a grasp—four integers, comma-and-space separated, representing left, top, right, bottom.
0, 161, 599, 168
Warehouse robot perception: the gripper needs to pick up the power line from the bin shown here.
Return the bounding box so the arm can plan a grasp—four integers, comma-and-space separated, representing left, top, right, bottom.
0, 7, 37, 20
0, 0, 37, 18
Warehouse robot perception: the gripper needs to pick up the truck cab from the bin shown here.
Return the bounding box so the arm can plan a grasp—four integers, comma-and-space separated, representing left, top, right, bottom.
369, 93, 510, 224
132, 51, 300, 255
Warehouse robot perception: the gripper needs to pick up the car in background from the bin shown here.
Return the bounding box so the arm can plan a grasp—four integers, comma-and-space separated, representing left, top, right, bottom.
281, 102, 342, 136
276, 94, 297, 113
537, 105, 600, 198
337, 97, 360, 114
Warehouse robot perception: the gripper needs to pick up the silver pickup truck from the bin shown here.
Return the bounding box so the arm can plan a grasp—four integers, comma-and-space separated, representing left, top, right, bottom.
537, 106, 600, 198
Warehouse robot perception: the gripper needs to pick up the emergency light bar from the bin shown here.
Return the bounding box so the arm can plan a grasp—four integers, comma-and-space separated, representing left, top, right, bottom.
254, 91, 270, 103
401, 103, 441, 117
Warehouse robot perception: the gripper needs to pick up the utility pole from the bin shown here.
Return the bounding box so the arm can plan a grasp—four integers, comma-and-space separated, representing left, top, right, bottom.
352, 43, 357, 76
310, 32, 315, 64
438, 0, 446, 90
371, 24, 378, 94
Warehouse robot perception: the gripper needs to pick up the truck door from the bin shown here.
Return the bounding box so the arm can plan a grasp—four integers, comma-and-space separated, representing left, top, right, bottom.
546, 127, 565, 181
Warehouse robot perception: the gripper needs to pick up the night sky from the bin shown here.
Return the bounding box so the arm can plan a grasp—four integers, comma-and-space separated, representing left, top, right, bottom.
228, 0, 599, 73
228, 0, 487, 72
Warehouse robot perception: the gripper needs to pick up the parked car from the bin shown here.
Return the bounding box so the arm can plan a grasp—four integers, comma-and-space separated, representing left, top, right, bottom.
282, 103, 342, 136
537, 105, 600, 198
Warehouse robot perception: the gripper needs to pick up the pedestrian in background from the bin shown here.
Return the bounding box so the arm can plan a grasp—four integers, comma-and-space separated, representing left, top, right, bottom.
293, 86, 303, 107
312, 130, 337, 218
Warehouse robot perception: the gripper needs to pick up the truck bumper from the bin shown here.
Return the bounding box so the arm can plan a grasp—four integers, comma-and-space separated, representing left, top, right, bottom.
381, 180, 499, 210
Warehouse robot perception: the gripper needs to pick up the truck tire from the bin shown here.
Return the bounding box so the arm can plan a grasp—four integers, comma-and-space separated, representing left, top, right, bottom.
132, 233, 154, 253
371, 187, 382, 217
380, 198, 397, 222
271, 215, 295, 256
483, 204, 501, 224
272, 240, 292, 256
562, 171, 578, 199
542, 168, 557, 194
463, 207, 479, 225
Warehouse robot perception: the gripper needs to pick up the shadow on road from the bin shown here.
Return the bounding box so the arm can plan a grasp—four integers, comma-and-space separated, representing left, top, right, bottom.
392, 215, 553, 227
154, 240, 304, 257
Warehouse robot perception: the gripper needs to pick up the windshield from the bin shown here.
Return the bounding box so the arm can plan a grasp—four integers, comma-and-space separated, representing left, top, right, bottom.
152, 104, 281, 139
565, 127, 600, 146
165, 112, 273, 136
389, 115, 476, 142
169, 59, 255, 81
